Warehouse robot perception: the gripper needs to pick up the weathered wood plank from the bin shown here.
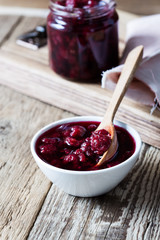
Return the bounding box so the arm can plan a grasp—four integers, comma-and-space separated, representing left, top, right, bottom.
1, 16, 48, 64
117, 0, 160, 15
0, 15, 20, 45
0, 0, 48, 9
28, 143, 160, 240
0, 85, 74, 240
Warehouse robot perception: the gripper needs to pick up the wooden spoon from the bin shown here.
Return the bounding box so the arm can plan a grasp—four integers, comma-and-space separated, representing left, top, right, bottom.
96, 45, 144, 167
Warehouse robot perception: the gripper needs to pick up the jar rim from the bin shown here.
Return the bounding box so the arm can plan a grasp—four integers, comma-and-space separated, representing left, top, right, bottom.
49, 0, 116, 19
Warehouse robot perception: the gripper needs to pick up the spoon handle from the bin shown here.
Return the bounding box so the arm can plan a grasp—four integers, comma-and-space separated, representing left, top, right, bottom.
100, 45, 143, 129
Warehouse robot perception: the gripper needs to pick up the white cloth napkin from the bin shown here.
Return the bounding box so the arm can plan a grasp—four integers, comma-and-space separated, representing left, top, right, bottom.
102, 14, 160, 111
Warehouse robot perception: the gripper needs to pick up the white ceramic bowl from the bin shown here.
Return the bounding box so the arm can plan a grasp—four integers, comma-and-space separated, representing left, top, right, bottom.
30, 116, 141, 197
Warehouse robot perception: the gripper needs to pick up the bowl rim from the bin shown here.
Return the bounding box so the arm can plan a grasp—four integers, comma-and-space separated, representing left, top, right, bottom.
30, 116, 142, 175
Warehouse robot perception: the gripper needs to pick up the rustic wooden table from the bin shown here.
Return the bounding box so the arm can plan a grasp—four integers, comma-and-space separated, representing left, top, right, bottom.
0, 8, 160, 240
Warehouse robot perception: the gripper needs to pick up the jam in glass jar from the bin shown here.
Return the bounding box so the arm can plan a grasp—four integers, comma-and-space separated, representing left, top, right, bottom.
47, 0, 119, 82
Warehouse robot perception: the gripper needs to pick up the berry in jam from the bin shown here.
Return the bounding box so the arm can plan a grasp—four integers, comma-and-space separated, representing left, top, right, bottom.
47, 0, 119, 82
36, 121, 135, 171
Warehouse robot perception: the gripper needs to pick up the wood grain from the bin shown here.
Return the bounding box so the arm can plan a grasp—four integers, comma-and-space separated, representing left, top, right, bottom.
1, 16, 48, 64
117, 0, 160, 15
0, 85, 74, 240
28, 144, 160, 240
0, 0, 48, 9
0, 15, 20, 45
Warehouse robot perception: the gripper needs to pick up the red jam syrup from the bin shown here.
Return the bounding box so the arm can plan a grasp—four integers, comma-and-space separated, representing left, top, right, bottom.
47, 0, 119, 82
36, 121, 135, 171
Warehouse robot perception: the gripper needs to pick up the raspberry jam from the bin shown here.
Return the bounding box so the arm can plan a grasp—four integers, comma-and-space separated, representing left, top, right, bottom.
36, 121, 135, 171
47, 0, 119, 82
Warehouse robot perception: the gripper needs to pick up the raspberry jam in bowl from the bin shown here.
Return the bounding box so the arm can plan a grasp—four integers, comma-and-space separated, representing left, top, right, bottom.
31, 116, 141, 197
47, 0, 119, 82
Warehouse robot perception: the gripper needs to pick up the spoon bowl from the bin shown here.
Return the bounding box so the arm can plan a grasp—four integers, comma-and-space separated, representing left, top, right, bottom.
96, 45, 144, 166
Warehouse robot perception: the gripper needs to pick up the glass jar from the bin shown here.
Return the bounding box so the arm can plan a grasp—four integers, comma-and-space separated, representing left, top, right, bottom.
47, 0, 119, 82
